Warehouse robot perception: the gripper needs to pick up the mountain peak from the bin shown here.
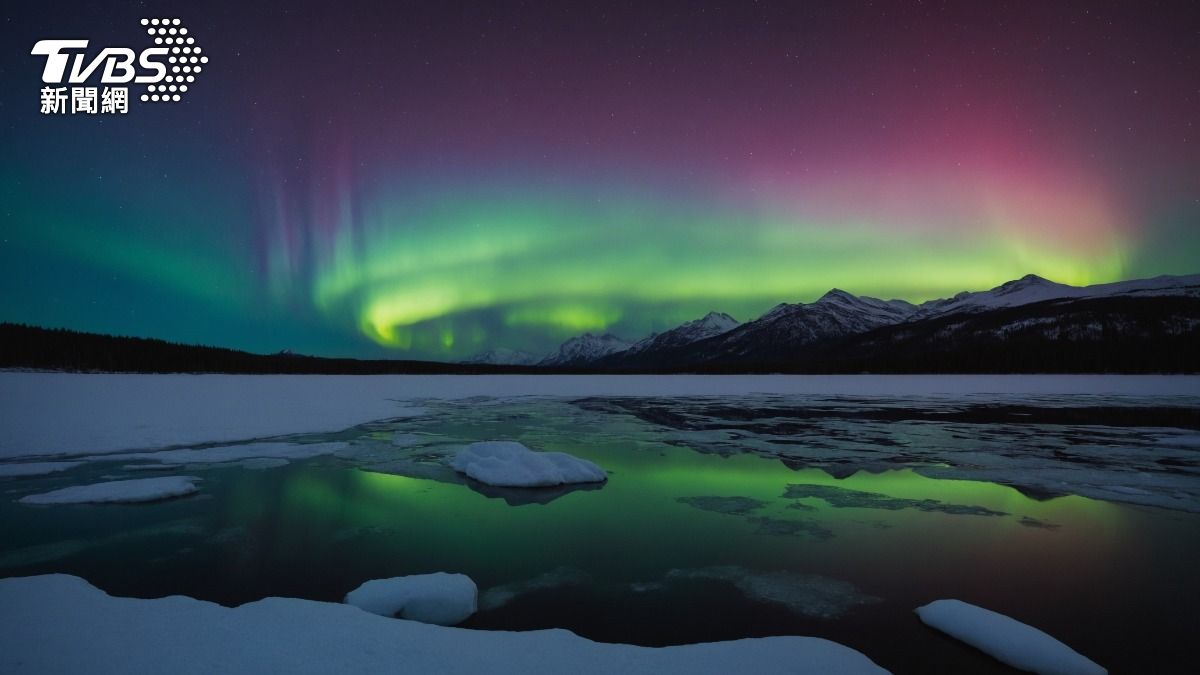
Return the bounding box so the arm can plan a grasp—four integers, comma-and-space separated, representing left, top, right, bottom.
818, 288, 855, 301
607, 311, 741, 363
664, 311, 740, 340
538, 332, 632, 366
991, 273, 1069, 297
914, 273, 1087, 319
698, 311, 738, 326
1003, 273, 1054, 288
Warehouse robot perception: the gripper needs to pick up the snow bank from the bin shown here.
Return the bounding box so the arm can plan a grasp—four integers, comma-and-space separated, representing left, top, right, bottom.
4, 372, 1195, 460
0, 461, 83, 477
451, 441, 607, 487
345, 573, 478, 625
916, 599, 1105, 675
19, 476, 201, 505
0, 575, 890, 674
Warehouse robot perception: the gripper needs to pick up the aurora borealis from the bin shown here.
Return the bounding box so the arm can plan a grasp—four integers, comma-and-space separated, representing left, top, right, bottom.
2, 1, 1198, 359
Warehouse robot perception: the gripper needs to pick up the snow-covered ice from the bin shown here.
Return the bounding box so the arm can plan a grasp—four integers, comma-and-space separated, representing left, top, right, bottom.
102, 441, 347, 467
240, 457, 291, 470
450, 441, 607, 487
916, 599, 1105, 675
0, 373, 421, 459
344, 572, 478, 625
18, 476, 201, 505
2, 373, 1198, 511
391, 432, 427, 447
4, 373, 1197, 460
0, 461, 83, 477
0, 574, 890, 674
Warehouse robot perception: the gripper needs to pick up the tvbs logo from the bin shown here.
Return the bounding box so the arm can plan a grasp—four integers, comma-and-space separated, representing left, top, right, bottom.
32, 17, 208, 115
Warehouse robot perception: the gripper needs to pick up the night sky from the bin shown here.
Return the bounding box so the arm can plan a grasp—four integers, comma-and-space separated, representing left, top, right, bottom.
2, 1, 1197, 360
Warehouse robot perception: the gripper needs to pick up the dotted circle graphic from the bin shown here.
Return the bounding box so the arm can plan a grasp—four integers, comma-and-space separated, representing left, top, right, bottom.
139, 18, 208, 103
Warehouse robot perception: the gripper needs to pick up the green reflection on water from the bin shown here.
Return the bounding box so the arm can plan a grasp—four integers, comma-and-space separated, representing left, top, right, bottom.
223, 425, 1126, 593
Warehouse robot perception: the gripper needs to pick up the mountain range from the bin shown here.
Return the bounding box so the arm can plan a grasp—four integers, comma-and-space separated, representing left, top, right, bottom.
465, 273, 1200, 372
3, 273, 1196, 374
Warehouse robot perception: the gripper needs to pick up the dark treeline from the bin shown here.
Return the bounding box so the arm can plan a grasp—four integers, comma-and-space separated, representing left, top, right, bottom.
0, 323, 544, 374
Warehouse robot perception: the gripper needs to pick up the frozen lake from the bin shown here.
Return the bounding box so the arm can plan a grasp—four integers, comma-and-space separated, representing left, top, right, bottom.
1, 374, 1198, 673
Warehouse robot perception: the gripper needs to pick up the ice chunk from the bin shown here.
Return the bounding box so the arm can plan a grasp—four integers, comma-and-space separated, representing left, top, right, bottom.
450, 441, 607, 487
19, 476, 200, 505
0, 461, 83, 477
0, 574, 889, 674
344, 572, 478, 625
916, 599, 1105, 675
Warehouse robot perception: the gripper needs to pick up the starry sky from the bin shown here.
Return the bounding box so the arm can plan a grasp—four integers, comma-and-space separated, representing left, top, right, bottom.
1, 1, 1197, 360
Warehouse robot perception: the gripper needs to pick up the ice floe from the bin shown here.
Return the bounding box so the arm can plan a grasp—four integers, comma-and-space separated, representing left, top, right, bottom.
345, 572, 478, 625
105, 442, 347, 468
19, 476, 200, 505
0, 574, 892, 674
916, 599, 1105, 675
0, 461, 83, 477
450, 441, 607, 488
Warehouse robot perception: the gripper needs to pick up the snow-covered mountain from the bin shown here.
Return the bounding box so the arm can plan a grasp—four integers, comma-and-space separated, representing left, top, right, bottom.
687, 289, 917, 362
597, 312, 740, 368
461, 348, 539, 366
912, 273, 1200, 320
771, 289, 918, 325
509, 273, 1199, 370
625, 312, 741, 356
538, 333, 633, 366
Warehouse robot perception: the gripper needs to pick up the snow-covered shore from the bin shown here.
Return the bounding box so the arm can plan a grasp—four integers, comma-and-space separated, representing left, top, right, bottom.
0, 574, 889, 674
